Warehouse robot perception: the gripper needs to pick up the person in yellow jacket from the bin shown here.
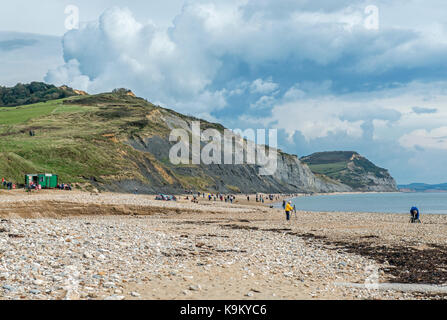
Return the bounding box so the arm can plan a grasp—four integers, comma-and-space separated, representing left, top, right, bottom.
285, 201, 293, 221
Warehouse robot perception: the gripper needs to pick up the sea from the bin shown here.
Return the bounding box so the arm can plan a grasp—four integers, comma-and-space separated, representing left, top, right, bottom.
283, 192, 447, 215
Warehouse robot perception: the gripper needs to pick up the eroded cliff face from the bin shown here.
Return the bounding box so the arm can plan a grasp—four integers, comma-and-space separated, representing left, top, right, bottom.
300, 151, 398, 192
273, 153, 352, 193
1, 90, 396, 195
71, 96, 398, 194
117, 111, 354, 194
347, 171, 398, 192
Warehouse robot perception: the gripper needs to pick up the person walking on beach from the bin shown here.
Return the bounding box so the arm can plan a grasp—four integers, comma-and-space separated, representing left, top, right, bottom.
285, 201, 293, 221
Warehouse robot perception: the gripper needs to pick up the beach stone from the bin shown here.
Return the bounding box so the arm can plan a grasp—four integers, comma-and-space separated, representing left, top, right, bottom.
2, 285, 16, 292
98, 254, 106, 261
104, 295, 125, 300
103, 282, 116, 288
33, 279, 44, 286
189, 284, 201, 291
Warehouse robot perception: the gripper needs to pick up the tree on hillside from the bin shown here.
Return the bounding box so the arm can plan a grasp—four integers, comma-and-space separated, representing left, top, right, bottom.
0, 82, 79, 107
112, 88, 133, 95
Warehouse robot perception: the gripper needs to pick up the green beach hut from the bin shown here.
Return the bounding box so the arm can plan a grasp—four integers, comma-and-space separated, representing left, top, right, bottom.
25, 173, 58, 189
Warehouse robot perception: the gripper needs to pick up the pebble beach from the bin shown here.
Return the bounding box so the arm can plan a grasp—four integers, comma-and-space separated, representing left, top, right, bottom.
1, 190, 446, 300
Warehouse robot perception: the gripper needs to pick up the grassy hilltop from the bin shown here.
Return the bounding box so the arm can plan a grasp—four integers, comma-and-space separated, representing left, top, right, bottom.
0, 92, 166, 187
300, 151, 397, 191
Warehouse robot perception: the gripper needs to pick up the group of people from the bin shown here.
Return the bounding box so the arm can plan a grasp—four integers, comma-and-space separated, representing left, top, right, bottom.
27, 182, 41, 191
252, 194, 294, 203
27, 183, 72, 191
155, 194, 177, 201
171, 188, 425, 225
1, 178, 16, 190
57, 183, 72, 191
185, 192, 237, 204
206, 193, 236, 203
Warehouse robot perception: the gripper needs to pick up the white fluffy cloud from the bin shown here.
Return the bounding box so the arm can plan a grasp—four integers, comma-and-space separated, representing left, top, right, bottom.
269, 95, 365, 141
250, 95, 276, 110
46, 6, 224, 114
45, 1, 427, 114
400, 127, 447, 150
45, 59, 90, 91
265, 80, 447, 146
249, 78, 279, 95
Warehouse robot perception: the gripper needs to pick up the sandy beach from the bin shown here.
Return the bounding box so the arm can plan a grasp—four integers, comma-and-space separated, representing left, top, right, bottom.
1, 190, 446, 300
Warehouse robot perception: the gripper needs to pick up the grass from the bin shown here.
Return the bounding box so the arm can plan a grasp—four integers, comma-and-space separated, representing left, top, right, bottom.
0, 95, 150, 184
0, 101, 59, 125
0, 100, 92, 126
0, 93, 219, 191
307, 162, 347, 176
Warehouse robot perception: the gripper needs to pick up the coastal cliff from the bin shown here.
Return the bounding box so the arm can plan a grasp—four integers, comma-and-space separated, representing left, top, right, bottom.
300, 151, 398, 192
0, 87, 397, 194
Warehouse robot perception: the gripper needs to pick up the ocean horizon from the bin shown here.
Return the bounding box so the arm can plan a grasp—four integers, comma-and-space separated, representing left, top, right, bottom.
281, 192, 447, 215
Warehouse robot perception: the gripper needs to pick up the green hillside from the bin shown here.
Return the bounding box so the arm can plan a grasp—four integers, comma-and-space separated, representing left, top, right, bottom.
0, 92, 165, 188
300, 151, 397, 191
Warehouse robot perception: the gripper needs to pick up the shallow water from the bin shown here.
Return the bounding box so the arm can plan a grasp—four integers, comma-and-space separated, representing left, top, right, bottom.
282, 192, 447, 214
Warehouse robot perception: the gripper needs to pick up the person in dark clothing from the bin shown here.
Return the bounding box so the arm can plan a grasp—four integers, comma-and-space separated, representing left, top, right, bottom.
410, 207, 421, 223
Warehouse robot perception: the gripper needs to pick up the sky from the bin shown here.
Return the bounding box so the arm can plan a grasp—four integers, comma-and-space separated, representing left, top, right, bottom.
1, 0, 447, 184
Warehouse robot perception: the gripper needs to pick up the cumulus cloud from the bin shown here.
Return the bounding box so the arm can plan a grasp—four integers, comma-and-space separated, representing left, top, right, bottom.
270, 95, 365, 141
249, 78, 279, 95
250, 95, 276, 110
45, 59, 90, 91
46, 2, 447, 110
46, 3, 435, 101
45, 6, 224, 115
399, 127, 447, 150
260, 80, 447, 146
